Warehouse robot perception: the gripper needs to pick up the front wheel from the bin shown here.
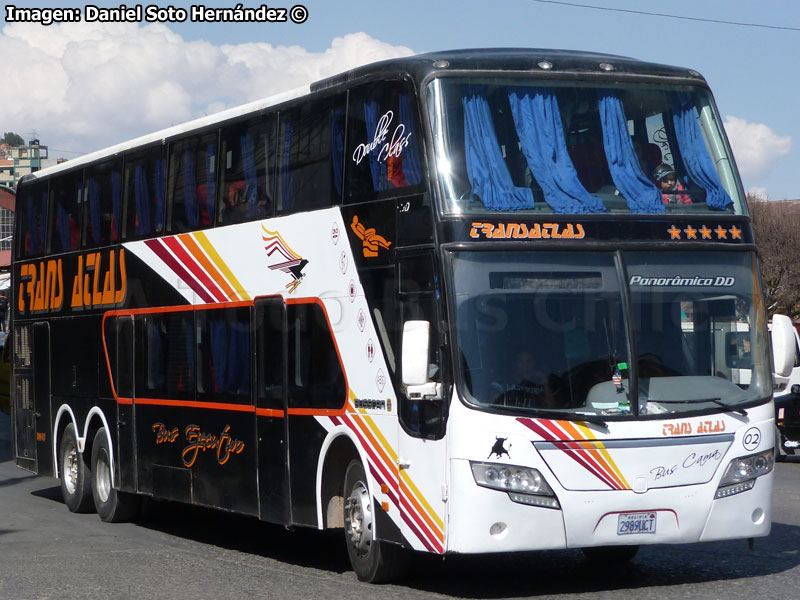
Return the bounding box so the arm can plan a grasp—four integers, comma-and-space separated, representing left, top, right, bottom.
343, 460, 409, 583
59, 423, 94, 513
91, 428, 140, 522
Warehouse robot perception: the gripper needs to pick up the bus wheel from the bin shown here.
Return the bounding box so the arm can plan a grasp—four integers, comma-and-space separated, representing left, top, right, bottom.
59, 423, 94, 513
91, 428, 140, 522
343, 459, 409, 583
582, 545, 639, 565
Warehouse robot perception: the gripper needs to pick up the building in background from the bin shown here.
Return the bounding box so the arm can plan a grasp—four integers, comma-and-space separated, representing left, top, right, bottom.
0, 140, 51, 189
0, 185, 14, 270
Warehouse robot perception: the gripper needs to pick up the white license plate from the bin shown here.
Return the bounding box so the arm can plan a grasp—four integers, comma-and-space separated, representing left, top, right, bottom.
617, 512, 657, 535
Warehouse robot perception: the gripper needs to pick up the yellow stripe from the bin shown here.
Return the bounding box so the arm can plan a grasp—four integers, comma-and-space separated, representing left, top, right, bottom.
348, 393, 444, 535
194, 231, 251, 301
575, 422, 631, 489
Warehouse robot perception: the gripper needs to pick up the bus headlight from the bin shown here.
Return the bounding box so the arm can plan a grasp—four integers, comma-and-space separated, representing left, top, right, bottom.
471, 462, 559, 509
715, 449, 774, 499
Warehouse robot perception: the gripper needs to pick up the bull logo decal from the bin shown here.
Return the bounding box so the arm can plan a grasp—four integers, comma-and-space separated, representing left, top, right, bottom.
488, 437, 511, 459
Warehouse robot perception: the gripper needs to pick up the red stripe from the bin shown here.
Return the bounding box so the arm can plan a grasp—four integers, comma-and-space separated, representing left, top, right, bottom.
536, 420, 621, 489
519, 418, 621, 490
163, 237, 228, 302
145, 239, 215, 303
335, 415, 441, 551
340, 413, 399, 506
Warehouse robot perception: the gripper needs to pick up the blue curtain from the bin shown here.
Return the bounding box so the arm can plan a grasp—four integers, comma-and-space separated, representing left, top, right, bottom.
210, 317, 250, 395
598, 91, 664, 214
88, 178, 102, 244
363, 101, 387, 192
134, 165, 151, 235
508, 89, 605, 213
204, 143, 216, 225
671, 93, 733, 210
154, 158, 166, 232
462, 88, 535, 210
331, 109, 344, 197
182, 149, 199, 228
240, 133, 259, 218
281, 123, 293, 210
398, 94, 422, 185
111, 171, 121, 241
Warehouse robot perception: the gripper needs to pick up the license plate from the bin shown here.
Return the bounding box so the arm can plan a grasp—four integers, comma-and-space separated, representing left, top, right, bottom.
617, 512, 657, 535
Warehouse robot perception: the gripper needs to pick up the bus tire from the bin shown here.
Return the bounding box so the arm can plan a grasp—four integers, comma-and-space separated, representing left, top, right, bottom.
91, 428, 140, 522
582, 545, 639, 565
343, 459, 409, 583
59, 423, 94, 513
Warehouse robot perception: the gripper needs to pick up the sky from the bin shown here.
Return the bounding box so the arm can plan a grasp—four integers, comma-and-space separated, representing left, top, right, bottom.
2, 0, 799, 200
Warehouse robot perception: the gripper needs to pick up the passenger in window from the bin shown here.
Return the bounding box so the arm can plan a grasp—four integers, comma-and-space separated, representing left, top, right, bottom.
653, 164, 692, 205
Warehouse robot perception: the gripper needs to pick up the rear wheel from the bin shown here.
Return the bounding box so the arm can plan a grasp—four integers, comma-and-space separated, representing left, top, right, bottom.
59, 423, 94, 513
91, 428, 140, 522
343, 459, 409, 583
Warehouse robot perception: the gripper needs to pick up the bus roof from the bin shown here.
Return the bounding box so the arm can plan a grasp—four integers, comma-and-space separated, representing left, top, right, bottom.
310, 47, 706, 92
22, 47, 705, 185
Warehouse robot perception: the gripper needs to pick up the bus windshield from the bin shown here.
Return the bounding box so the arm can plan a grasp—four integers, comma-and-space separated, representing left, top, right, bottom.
428, 78, 745, 215
450, 250, 771, 418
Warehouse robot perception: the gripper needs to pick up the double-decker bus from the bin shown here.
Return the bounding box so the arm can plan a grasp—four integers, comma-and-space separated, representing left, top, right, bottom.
11, 49, 795, 583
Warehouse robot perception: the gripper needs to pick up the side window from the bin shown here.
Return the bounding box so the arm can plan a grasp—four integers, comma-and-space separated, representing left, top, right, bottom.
136, 311, 195, 400
84, 159, 122, 248
256, 299, 286, 410
345, 80, 425, 203
168, 132, 218, 233
219, 116, 275, 226
398, 253, 445, 438
277, 94, 346, 214
197, 307, 251, 402
123, 146, 166, 240
17, 181, 48, 258
49, 170, 83, 253
287, 302, 345, 409
359, 266, 397, 375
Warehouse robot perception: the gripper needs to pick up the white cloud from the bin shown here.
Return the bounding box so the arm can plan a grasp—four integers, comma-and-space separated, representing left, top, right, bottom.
724, 116, 792, 183
0, 23, 414, 156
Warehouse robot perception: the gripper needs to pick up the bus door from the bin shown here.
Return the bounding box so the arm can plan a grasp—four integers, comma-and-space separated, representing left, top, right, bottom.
114, 316, 137, 491
254, 297, 290, 524
13, 323, 49, 474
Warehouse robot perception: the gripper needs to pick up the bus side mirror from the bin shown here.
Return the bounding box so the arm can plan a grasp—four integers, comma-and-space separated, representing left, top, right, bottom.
771, 314, 797, 378
402, 320, 442, 400
402, 320, 431, 385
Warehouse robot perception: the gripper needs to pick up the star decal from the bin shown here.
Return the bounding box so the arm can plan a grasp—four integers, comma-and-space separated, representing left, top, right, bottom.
714, 225, 728, 239
683, 225, 698, 239
729, 226, 742, 240
699, 225, 713, 239
667, 225, 682, 240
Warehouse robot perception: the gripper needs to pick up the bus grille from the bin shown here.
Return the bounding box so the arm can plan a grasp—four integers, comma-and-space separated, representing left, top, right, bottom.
16, 377, 32, 411
14, 325, 31, 368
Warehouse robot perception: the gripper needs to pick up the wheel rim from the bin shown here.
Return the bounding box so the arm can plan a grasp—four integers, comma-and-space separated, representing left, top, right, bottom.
63, 443, 78, 495
96, 449, 111, 503
345, 479, 373, 556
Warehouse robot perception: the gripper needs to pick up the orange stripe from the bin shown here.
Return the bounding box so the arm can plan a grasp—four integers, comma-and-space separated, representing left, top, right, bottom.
256, 408, 285, 418
133, 398, 255, 412
179, 233, 241, 301
398, 476, 445, 543
556, 420, 627, 490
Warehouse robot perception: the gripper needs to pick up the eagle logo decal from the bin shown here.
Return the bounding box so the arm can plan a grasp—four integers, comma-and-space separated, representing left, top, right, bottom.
262, 226, 308, 293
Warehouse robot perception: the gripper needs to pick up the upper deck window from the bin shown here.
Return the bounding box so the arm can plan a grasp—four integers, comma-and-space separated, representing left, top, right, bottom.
428, 78, 744, 216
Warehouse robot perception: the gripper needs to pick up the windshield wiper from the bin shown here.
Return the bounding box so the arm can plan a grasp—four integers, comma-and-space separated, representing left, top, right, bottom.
539, 411, 609, 428
654, 397, 748, 416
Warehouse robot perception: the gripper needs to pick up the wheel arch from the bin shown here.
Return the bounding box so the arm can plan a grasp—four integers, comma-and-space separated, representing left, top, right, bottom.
51, 404, 78, 479
316, 426, 366, 530
82, 407, 115, 487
